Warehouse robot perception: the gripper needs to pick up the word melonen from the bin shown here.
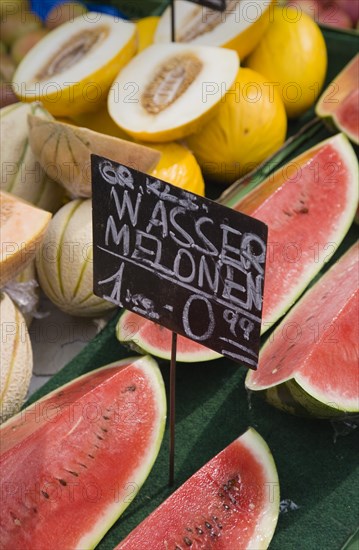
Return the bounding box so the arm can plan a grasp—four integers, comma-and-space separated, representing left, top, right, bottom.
101, 160, 266, 314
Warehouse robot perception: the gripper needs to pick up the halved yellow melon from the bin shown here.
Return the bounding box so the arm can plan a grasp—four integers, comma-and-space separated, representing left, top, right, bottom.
0, 191, 52, 286
12, 13, 137, 116
28, 116, 161, 198
154, 0, 274, 59
108, 43, 239, 142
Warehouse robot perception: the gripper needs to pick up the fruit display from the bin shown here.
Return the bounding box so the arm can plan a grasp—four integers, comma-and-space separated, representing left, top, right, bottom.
0, 1, 358, 549
316, 53, 359, 144
246, 241, 359, 418
115, 428, 279, 549
0, 291, 33, 422
0, 355, 167, 549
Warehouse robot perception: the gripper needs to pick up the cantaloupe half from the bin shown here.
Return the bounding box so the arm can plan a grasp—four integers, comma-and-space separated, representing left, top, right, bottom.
316, 54, 359, 145
108, 43, 239, 142
0, 191, 52, 286
154, 0, 274, 59
27, 115, 161, 198
12, 14, 137, 116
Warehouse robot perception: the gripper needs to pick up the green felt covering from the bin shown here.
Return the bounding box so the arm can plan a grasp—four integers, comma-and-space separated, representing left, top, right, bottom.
24, 21, 358, 550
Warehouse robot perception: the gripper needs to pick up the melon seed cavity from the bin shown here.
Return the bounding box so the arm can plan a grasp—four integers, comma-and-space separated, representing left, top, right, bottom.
141, 54, 203, 115
177, 0, 238, 42
36, 27, 109, 79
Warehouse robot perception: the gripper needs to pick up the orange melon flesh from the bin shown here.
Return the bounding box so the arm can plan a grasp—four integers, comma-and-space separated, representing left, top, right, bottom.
0, 191, 52, 286
225, 134, 358, 330
316, 54, 359, 144
246, 242, 359, 414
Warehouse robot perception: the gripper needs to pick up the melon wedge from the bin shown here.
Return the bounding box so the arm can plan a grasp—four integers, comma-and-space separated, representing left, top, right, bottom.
0, 356, 166, 549
316, 54, 359, 144
0, 191, 52, 286
246, 242, 359, 418
116, 309, 221, 363
224, 133, 358, 332
12, 14, 137, 116
108, 43, 239, 142
115, 428, 279, 549
154, 0, 273, 59
27, 115, 161, 197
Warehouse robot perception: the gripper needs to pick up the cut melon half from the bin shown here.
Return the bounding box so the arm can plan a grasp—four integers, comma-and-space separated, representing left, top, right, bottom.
0, 191, 52, 286
27, 115, 161, 198
0, 356, 166, 549
12, 13, 137, 116
246, 242, 359, 419
116, 309, 221, 363
154, 0, 273, 59
316, 54, 359, 145
108, 43, 239, 142
224, 133, 358, 331
115, 428, 279, 550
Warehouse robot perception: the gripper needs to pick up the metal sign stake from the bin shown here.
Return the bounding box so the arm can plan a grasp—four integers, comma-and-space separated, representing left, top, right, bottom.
169, 331, 178, 486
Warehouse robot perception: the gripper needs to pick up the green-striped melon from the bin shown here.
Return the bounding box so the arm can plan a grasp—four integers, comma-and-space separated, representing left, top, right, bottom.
0, 292, 33, 423
0, 101, 65, 212
35, 198, 115, 316
246, 241, 359, 418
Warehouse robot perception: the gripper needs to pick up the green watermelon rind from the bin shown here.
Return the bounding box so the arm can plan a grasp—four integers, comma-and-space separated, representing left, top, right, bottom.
1, 355, 167, 550
116, 309, 222, 363
246, 243, 359, 419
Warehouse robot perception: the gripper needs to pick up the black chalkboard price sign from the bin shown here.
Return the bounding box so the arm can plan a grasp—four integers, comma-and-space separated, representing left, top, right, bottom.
92, 154, 268, 370
186, 0, 227, 10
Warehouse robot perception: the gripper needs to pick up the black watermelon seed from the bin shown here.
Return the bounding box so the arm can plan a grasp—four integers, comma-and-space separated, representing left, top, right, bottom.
88, 454, 95, 459
186, 527, 193, 533
97, 435, 104, 440
65, 470, 79, 477
175, 546, 182, 550
124, 385, 136, 392
103, 415, 110, 420
101, 427, 108, 433
183, 536, 192, 546
223, 504, 230, 510
77, 463, 88, 469
41, 490, 49, 499
205, 522, 212, 529
195, 527, 203, 535
33, 507, 38, 513
58, 478, 67, 486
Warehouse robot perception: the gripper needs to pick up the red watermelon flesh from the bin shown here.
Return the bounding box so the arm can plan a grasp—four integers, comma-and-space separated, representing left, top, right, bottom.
246, 241, 359, 415
316, 54, 359, 144
115, 428, 279, 550
226, 133, 358, 332
116, 309, 221, 362
0, 356, 166, 550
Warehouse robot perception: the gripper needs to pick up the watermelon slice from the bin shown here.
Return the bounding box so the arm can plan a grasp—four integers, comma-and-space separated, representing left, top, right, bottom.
246, 242, 359, 418
225, 133, 358, 332
316, 54, 359, 145
0, 356, 166, 549
115, 428, 280, 549
116, 309, 221, 363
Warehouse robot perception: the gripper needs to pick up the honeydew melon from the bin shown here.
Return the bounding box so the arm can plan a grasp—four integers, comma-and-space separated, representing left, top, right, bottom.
0, 292, 33, 423
27, 115, 161, 198
108, 43, 239, 142
154, 0, 274, 59
0, 101, 65, 212
0, 191, 52, 286
35, 198, 115, 316
12, 13, 137, 116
